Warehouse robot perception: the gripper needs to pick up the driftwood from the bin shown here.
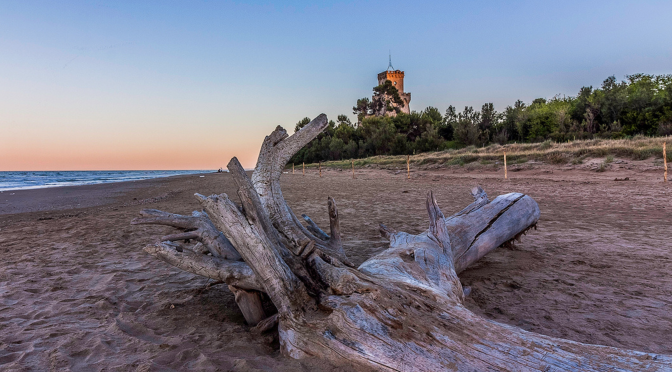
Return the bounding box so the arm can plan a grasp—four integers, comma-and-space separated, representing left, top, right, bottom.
132, 115, 672, 371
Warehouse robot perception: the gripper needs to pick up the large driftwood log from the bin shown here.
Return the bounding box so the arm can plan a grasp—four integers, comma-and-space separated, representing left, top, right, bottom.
133, 115, 672, 371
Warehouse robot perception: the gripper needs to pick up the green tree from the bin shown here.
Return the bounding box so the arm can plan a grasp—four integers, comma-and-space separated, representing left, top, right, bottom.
294, 117, 312, 133
413, 123, 444, 152
359, 116, 397, 155
452, 106, 481, 145
391, 133, 410, 155
344, 140, 359, 159
441, 106, 458, 141
479, 103, 500, 143
337, 114, 353, 127
371, 80, 405, 114
328, 137, 345, 160
353, 98, 371, 123
600, 76, 628, 128
422, 106, 443, 124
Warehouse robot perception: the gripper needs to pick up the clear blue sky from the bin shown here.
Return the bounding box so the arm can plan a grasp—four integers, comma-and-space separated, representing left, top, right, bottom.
1, 0, 671, 170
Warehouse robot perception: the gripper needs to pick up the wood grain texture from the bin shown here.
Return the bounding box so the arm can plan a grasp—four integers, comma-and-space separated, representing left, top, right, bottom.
133, 114, 672, 371
143, 242, 260, 291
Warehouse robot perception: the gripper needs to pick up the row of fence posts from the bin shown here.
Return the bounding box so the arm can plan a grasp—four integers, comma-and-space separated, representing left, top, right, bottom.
291, 155, 412, 180
289, 142, 668, 182
292, 162, 306, 175
501, 143, 668, 181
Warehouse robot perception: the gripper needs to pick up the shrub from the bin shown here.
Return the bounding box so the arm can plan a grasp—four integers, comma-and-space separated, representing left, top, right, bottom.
443, 141, 461, 150
657, 122, 672, 136
545, 151, 566, 164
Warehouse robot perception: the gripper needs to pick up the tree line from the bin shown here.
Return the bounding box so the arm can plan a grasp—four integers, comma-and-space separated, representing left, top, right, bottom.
289, 74, 672, 165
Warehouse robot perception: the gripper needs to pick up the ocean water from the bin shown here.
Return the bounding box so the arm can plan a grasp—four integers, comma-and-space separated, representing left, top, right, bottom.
0, 170, 211, 192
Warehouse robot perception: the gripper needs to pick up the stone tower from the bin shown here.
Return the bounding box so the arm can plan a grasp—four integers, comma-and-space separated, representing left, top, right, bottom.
377, 70, 406, 94
372, 56, 411, 116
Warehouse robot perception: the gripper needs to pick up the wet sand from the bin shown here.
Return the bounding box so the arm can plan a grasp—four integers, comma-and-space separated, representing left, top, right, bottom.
1, 159, 671, 371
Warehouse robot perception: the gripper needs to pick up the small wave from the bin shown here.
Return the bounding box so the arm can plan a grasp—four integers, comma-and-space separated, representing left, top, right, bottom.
0, 170, 211, 192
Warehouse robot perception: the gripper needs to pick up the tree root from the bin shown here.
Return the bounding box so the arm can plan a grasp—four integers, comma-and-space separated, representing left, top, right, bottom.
132, 114, 671, 371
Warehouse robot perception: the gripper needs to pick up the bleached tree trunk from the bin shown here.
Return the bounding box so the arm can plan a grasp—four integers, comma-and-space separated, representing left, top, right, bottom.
133, 115, 672, 371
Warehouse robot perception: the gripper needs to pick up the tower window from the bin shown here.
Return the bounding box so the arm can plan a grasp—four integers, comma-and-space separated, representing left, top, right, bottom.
393, 81, 397, 85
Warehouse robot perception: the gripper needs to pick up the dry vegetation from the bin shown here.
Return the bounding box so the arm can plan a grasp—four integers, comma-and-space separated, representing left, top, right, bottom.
299, 135, 672, 169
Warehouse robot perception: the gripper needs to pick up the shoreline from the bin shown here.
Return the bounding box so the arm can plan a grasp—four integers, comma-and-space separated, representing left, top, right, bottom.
0, 172, 216, 215
0, 170, 213, 193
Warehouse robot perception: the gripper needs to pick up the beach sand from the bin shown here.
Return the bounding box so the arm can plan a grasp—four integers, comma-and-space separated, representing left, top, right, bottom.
1, 159, 671, 371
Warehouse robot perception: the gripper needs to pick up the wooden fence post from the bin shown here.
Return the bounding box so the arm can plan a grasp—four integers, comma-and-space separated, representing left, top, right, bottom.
664, 142, 668, 182
352, 159, 355, 179
319, 161, 322, 178
303, 162, 305, 176
504, 151, 508, 180
407, 155, 410, 180
292, 163, 294, 174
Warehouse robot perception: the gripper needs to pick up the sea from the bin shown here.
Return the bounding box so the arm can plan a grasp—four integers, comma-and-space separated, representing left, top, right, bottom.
0, 170, 212, 192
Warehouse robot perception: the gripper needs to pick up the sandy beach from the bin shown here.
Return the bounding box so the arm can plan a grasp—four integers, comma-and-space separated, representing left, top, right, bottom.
1, 159, 671, 371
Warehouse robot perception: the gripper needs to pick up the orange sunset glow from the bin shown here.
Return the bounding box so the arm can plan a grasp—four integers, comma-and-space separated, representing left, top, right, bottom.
0, 120, 265, 171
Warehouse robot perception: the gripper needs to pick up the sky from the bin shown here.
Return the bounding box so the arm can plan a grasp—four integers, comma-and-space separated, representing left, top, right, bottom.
1, 0, 671, 171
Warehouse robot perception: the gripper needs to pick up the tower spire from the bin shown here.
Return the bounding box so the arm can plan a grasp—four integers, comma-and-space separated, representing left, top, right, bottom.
388, 50, 394, 71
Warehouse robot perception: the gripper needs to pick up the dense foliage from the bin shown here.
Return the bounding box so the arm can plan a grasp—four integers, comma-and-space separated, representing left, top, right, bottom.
352, 80, 406, 122
289, 109, 452, 164
290, 74, 672, 164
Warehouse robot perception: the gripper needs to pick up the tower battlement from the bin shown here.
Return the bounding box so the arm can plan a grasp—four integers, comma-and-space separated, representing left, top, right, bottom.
377, 70, 406, 93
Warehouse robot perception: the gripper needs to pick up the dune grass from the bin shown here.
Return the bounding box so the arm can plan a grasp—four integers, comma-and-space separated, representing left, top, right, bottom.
294, 135, 672, 169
